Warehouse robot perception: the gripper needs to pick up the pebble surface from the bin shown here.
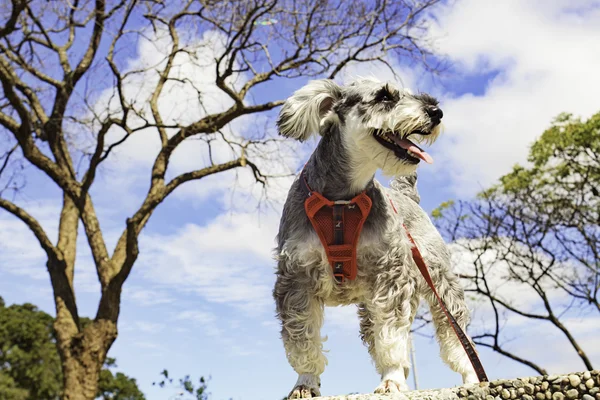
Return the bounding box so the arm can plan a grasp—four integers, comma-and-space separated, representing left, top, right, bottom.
317, 370, 600, 400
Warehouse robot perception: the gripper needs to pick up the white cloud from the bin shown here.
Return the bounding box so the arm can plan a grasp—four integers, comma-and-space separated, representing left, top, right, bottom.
428, 0, 600, 194
339, 56, 420, 92
445, 238, 600, 373
0, 217, 49, 280
173, 310, 223, 337
132, 341, 161, 350
0, 202, 61, 280
91, 27, 301, 210
125, 286, 175, 306
448, 240, 571, 327
324, 305, 360, 332
137, 211, 280, 314
121, 321, 166, 334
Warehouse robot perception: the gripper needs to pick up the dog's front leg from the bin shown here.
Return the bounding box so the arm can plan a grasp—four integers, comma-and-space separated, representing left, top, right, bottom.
359, 272, 418, 394
274, 271, 326, 399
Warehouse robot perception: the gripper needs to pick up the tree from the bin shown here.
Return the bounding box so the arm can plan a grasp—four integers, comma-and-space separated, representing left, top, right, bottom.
0, 373, 29, 400
153, 370, 208, 400
97, 359, 146, 400
0, 296, 145, 400
0, 0, 442, 398
432, 112, 600, 375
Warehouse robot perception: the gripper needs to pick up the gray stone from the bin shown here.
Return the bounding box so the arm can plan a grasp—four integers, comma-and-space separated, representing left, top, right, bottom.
311, 372, 600, 400
568, 375, 581, 388
514, 380, 524, 389
548, 375, 559, 381
584, 372, 592, 380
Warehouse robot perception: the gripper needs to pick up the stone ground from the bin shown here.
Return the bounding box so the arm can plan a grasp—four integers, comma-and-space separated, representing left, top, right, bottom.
317, 370, 600, 400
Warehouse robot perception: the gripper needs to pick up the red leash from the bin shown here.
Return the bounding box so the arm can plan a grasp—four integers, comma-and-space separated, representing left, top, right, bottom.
390, 194, 488, 382
402, 224, 489, 383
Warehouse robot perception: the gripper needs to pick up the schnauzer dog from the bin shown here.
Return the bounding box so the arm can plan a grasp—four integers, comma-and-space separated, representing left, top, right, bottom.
273, 78, 479, 398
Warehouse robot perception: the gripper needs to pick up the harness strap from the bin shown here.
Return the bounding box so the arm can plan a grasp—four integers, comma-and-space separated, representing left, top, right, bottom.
332, 204, 345, 283
300, 170, 372, 283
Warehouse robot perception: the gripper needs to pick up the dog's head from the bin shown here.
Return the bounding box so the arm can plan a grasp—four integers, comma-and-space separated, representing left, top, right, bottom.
277, 78, 443, 176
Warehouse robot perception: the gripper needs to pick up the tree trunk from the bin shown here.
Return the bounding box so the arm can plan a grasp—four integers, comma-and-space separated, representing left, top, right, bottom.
57, 320, 117, 400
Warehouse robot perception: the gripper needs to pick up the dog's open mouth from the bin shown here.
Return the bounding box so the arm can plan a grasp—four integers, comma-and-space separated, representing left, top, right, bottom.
373, 130, 433, 164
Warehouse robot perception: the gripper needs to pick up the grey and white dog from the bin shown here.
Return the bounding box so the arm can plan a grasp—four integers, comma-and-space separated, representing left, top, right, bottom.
273, 78, 478, 398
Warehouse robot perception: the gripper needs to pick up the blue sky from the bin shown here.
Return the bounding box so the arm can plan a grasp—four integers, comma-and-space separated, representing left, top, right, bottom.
1, 0, 600, 399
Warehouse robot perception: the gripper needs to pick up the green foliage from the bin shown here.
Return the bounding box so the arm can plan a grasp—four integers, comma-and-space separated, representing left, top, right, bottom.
0, 372, 29, 400
495, 112, 600, 221
0, 296, 145, 400
97, 367, 146, 400
0, 298, 63, 399
431, 200, 455, 219
153, 370, 209, 400
433, 111, 600, 371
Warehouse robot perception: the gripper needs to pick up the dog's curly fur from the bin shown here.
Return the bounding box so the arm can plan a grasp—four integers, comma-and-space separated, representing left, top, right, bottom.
273, 78, 479, 398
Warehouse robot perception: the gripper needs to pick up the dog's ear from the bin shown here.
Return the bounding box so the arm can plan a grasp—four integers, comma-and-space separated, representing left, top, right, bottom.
277, 79, 342, 141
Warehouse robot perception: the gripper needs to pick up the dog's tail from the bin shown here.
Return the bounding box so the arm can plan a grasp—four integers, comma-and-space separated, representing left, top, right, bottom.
389, 172, 420, 204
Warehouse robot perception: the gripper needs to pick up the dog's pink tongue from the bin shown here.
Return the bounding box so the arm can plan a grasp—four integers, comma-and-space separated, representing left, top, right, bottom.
387, 134, 433, 164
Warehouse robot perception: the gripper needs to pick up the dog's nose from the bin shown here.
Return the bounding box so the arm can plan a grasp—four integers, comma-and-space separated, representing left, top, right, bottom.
425, 106, 443, 125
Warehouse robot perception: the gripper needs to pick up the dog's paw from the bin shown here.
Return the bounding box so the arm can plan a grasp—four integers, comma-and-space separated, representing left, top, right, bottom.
374, 379, 409, 394
462, 372, 479, 385
288, 385, 320, 399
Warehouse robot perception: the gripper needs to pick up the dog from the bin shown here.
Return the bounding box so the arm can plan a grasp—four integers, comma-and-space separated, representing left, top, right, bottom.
273, 78, 479, 398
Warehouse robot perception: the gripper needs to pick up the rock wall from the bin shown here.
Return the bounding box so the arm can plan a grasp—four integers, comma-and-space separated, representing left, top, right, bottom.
319, 370, 600, 400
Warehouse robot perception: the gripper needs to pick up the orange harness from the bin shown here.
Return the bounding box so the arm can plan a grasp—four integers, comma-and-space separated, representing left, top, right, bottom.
300, 170, 372, 283
300, 169, 489, 383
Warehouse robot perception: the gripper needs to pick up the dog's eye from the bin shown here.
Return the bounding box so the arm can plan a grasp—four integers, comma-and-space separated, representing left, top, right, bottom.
375, 85, 397, 103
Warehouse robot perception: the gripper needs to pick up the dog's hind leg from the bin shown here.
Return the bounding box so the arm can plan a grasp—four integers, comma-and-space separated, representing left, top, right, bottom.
421, 268, 479, 384
274, 271, 326, 399
359, 273, 418, 393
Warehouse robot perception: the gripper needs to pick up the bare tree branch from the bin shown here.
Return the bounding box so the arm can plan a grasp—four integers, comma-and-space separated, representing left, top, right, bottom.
0, 0, 445, 396
0, 196, 54, 254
